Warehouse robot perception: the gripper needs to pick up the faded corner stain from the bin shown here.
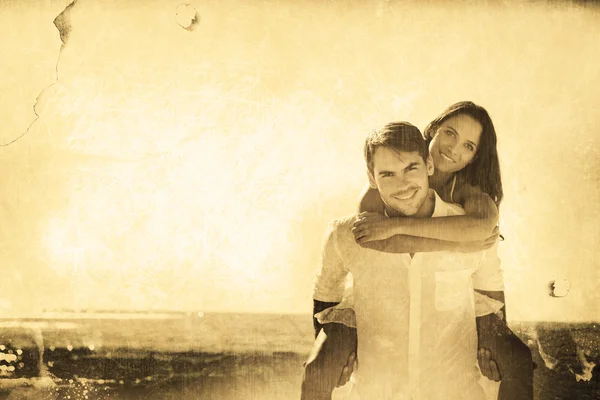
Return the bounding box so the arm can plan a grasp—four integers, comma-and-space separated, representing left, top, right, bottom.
1, 1, 76, 147
53, 0, 77, 46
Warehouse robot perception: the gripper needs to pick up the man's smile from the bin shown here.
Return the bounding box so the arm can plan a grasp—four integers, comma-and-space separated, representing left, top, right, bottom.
392, 187, 419, 201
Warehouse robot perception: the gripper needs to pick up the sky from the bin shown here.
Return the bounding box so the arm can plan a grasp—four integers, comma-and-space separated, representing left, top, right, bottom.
1, 0, 599, 322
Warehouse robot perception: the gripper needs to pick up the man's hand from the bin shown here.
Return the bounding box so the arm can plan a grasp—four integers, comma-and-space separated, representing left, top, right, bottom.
337, 352, 357, 387
352, 212, 397, 244
456, 226, 499, 253
478, 348, 501, 382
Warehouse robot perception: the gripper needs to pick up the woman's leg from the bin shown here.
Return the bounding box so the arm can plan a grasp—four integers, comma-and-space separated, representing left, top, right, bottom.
301, 323, 357, 400
477, 315, 534, 400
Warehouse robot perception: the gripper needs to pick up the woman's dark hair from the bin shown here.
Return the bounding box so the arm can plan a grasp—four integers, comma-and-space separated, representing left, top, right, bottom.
423, 101, 503, 208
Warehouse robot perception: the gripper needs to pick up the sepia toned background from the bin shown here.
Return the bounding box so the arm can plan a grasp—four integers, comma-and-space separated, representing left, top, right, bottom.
0, 0, 599, 398
2, 0, 599, 322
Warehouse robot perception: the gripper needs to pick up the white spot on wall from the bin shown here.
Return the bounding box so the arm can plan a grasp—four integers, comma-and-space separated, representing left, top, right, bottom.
549, 278, 571, 297
175, 3, 199, 31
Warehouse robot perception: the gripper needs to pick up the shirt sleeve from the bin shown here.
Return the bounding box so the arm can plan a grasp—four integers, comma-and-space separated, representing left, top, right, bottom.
313, 221, 350, 303
472, 242, 504, 292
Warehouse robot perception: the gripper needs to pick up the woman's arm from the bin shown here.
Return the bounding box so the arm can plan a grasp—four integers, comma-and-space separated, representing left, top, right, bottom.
354, 183, 499, 243
360, 233, 498, 254
400, 186, 498, 241
358, 184, 385, 214
452, 180, 500, 239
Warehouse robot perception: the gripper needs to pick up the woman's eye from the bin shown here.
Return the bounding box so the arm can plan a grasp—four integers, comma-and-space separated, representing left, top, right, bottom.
445, 130, 454, 137
465, 144, 474, 151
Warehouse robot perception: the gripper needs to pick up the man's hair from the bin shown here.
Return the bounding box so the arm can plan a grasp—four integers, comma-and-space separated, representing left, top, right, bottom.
364, 122, 428, 172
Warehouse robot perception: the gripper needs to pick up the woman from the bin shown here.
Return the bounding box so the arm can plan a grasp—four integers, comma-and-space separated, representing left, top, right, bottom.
302, 102, 533, 400
353, 100, 502, 248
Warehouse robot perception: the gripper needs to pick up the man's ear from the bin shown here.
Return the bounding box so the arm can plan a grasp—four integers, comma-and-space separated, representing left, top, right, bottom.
367, 170, 377, 189
426, 154, 435, 176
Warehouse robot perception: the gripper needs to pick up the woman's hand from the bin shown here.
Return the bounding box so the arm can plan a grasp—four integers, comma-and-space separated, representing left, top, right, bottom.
352, 212, 400, 244
456, 226, 500, 253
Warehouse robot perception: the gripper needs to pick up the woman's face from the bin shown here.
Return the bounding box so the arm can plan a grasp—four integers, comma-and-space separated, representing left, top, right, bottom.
429, 114, 483, 173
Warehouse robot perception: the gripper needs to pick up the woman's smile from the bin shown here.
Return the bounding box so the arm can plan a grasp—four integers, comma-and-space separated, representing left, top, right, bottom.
440, 151, 456, 163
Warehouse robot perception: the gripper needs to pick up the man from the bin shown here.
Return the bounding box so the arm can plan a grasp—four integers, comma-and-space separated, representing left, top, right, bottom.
302, 122, 505, 399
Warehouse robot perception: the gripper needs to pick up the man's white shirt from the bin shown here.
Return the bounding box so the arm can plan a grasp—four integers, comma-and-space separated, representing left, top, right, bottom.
313, 191, 504, 399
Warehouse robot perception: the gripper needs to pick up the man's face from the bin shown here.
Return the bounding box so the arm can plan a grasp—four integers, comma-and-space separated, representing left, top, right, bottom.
368, 146, 434, 216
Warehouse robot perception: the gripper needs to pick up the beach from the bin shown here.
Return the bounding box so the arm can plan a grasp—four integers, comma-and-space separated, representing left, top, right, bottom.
0, 313, 598, 399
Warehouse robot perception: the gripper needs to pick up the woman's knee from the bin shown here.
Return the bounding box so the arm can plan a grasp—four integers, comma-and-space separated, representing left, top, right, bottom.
500, 334, 533, 376
509, 334, 533, 363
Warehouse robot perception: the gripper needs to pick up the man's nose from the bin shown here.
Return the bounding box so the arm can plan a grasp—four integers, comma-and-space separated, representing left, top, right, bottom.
394, 177, 411, 190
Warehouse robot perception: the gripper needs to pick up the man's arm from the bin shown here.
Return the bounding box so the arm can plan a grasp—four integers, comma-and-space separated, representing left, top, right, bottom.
472, 242, 506, 322
470, 242, 508, 382
312, 221, 349, 336
475, 289, 507, 349
313, 299, 340, 337
475, 289, 506, 322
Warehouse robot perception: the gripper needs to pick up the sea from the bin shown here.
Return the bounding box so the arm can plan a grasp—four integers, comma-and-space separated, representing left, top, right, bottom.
0, 312, 598, 399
